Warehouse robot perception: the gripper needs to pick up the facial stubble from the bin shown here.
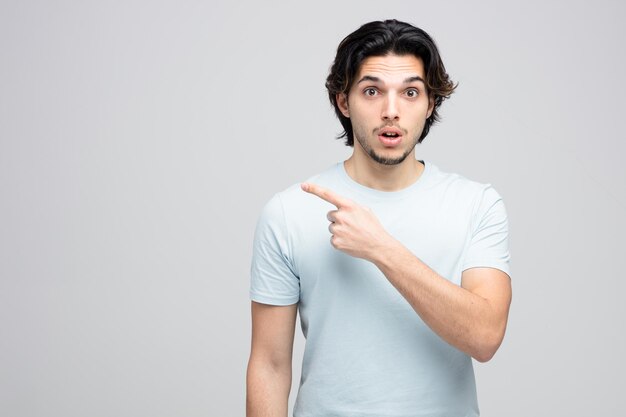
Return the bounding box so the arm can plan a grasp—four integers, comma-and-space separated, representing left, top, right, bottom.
354, 127, 421, 166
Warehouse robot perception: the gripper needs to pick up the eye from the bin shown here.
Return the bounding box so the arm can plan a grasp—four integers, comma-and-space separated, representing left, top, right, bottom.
364, 87, 378, 97
405, 88, 419, 98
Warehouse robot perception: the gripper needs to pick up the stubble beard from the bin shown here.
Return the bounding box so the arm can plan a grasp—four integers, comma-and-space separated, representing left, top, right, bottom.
354, 129, 421, 166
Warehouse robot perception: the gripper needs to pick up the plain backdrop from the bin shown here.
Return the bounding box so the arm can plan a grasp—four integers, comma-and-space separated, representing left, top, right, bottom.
1, 0, 625, 416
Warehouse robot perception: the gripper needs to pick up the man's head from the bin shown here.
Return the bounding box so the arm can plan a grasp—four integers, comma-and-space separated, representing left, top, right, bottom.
326, 19, 456, 148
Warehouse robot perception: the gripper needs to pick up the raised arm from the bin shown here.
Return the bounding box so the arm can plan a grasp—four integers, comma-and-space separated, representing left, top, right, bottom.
247, 301, 298, 417
374, 251, 512, 362
301, 182, 512, 362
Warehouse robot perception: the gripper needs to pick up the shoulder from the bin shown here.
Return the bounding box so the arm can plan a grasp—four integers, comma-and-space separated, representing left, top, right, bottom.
425, 162, 508, 226
429, 162, 480, 189
272, 163, 341, 207
259, 163, 340, 218
428, 162, 500, 202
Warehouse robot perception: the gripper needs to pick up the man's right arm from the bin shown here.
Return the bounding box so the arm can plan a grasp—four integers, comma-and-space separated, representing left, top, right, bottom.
246, 300, 298, 417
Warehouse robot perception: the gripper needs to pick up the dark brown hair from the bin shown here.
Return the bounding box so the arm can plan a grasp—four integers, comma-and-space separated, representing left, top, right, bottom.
326, 19, 457, 146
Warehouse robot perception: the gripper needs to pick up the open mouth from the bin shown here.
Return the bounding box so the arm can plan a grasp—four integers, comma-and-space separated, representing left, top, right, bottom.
381, 132, 400, 138
378, 131, 402, 146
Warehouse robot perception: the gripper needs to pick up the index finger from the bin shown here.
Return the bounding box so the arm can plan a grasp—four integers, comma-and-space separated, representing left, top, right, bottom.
301, 182, 351, 208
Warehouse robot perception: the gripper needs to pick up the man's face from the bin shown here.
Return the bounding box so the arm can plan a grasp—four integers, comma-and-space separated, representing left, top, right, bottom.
337, 53, 434, 165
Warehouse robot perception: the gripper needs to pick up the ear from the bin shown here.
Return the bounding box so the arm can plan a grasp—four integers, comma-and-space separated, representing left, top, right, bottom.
426, 95, 435, 119
336, 93, 350, 118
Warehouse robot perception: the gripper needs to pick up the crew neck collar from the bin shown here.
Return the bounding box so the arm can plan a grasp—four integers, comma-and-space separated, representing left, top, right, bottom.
336, 159, 432, 201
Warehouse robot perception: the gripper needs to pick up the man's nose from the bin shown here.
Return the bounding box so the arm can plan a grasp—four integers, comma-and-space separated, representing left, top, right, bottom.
381, 93, 399, 121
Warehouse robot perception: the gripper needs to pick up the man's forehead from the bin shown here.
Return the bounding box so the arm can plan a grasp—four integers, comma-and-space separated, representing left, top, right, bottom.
355, 54, 426, 81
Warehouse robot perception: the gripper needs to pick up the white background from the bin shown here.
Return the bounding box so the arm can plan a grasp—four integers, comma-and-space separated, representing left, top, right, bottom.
1, 0, 625, 415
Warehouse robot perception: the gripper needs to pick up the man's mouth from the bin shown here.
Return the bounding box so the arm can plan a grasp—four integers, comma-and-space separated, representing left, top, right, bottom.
377, 128, 403, 147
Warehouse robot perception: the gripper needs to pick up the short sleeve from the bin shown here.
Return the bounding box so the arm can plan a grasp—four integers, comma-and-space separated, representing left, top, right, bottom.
462, 185, 511, 277
249, 193, 300, 305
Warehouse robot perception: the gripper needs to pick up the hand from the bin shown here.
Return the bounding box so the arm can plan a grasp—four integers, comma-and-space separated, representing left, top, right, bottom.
301, 182, 393, 261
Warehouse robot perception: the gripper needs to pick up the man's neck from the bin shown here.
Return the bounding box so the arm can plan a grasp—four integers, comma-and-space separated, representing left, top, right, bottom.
343, 153, 424, 192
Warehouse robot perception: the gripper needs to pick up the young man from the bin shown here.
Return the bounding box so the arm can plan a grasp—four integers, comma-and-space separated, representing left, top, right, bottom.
247, 19, 512, 417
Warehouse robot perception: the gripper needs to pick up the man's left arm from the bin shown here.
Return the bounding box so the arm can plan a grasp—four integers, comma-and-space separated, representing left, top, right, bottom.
301, 182, 512, 363
373, 240, 511, 362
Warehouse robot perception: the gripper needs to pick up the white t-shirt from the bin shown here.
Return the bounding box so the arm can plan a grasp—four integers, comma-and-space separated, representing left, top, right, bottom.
250, 160, 511, 417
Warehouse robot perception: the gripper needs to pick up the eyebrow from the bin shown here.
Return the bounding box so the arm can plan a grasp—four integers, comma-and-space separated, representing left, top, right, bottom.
356, 75, 426, 85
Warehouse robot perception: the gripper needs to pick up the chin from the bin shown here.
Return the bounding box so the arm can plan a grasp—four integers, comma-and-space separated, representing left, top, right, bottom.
369, 150, 410, 166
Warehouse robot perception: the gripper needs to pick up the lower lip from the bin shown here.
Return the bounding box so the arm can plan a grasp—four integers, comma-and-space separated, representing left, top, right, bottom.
378, 135, 402, 147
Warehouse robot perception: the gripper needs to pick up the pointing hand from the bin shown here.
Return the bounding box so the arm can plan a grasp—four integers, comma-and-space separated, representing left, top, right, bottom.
301, 182, 393, 261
